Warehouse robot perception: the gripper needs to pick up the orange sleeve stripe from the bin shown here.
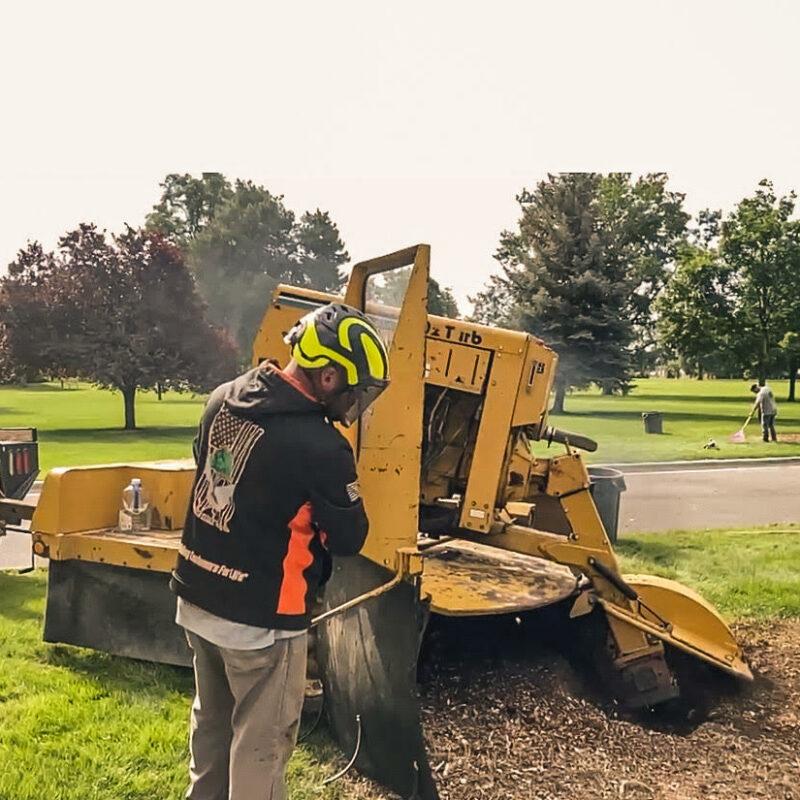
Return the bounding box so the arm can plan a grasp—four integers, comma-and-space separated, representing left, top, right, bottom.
277, 502, 316, 615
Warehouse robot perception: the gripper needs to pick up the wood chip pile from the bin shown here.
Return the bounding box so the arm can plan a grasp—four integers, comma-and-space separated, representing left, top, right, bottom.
418, 618, 800, 800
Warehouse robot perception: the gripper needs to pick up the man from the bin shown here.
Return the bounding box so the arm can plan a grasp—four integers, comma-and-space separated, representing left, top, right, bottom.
170, 302, 390, 800
751, 382, 778, 442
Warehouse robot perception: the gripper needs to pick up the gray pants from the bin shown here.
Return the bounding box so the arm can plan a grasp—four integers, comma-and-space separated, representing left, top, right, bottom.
185, 630, 308, 800
762, 413, 777, 442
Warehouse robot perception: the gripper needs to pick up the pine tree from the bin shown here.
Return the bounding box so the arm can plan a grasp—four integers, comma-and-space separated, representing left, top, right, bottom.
496, 173, 634, 413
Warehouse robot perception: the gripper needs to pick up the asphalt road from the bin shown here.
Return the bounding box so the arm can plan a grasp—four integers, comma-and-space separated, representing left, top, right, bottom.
2, 464, 799, 569
619, 463, 800, 534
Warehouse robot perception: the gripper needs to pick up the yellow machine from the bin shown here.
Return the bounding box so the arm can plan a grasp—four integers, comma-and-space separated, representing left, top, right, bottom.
21, 245, 750, 800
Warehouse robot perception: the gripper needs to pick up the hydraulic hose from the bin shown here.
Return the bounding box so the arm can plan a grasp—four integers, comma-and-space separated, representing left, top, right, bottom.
539, 425, 598, 452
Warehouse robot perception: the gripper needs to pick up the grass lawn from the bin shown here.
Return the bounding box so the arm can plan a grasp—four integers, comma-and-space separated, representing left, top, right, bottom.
616, 524, 800, 619
1, 526, 798, 799
547, 376, 800, 463
1, 377, 799, 472
0, 383, 205, 472
0, 571, 357, 800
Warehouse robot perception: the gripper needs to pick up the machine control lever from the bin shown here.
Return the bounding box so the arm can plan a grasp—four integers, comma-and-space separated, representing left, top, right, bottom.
540, 426, 598, 452
588, 556, 639, 601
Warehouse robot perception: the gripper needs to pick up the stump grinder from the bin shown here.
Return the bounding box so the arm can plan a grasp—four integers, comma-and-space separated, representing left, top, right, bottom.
13, 245, 751, 799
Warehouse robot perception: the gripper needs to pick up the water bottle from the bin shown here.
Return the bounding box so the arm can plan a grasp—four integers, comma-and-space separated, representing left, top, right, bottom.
119, 478, 152, 532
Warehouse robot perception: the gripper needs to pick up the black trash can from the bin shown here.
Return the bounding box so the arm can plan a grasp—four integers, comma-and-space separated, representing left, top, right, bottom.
587, 466, 626, 542
642, 411, 663, 434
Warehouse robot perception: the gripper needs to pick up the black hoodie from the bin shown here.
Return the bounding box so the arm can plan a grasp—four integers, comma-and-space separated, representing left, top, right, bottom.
170, 363, 368, 630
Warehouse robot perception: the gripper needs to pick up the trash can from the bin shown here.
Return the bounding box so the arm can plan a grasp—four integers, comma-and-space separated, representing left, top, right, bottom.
587, 466, 626, 542
642, 411, 663, 434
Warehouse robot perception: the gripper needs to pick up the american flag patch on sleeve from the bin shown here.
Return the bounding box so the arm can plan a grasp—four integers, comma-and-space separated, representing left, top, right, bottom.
346, 480, 361, 502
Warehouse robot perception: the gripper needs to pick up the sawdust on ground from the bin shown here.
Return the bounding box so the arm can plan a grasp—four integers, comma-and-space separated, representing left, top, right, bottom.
340, 618, 800, 799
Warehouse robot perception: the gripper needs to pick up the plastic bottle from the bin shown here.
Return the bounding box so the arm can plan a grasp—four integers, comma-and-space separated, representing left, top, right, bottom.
119, 477, 152, 532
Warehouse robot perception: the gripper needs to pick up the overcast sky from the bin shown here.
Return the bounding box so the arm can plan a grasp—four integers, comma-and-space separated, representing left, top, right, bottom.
2, 0, 799, 310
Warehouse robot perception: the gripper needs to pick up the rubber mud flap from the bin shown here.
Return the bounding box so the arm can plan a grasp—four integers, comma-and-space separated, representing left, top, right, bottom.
318, 554, 438, 799
44, 560, 192, 667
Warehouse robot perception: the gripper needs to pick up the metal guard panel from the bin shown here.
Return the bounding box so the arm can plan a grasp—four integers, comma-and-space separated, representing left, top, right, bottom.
601, 574, 752, 680
35, 528, 180, 573
318, 555, 438, 800
421, 540, 579, 616
44, 560, 192, 667
33, 461, 195, 535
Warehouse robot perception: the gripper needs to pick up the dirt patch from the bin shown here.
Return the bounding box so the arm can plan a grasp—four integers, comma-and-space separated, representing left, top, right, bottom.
415, 617, 800, 800
777, 433, 800, 443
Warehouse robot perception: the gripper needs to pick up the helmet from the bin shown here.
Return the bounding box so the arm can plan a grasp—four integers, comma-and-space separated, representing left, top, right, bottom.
284, 303, 390, 424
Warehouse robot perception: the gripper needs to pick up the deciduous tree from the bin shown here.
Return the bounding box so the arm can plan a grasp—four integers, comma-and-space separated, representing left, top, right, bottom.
654, 245, 735, 379
2, 226, 237, 429
146, 172, 233, 247
779, 331, 800, 402
186, 181, 348, 354
720, 180, 800, 384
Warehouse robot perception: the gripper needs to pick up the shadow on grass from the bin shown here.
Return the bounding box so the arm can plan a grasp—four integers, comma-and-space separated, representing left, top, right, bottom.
40, 426, 197, 442
0, 384, 82, 393
553, 409, 743, 423
45, 644, 194, 698
616, 536, 703, 569
621, 394, 755, 405
0, 573, 44, 624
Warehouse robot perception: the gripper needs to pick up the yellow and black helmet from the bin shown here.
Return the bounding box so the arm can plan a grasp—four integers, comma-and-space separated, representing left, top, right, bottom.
285, 303, 390, 423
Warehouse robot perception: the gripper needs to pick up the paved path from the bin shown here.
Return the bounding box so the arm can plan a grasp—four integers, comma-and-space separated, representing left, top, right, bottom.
3, 464, 799, 568
619, 463, 800, 534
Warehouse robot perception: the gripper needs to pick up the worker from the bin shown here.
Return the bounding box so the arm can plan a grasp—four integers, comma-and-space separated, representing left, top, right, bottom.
170, 303, 390, 800
750, 382, 778, 442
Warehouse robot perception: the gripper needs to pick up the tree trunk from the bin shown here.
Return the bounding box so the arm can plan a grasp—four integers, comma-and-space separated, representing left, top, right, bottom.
601, 381, 613, 396
552, 382, 566, 414
758, 323, 769, 385
122, 386, 137, 430
790, 359, 797, 402
156, 382, 163, 401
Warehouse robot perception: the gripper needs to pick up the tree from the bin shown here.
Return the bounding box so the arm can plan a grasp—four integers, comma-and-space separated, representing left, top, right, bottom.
145, 173, 233, 247
186, 181, 348, 354
0, 242, 61, 383
779, 331, 800, 401
720, 180, 800, 384
472, 173, 688, 408
597, 173, 689, 351
469, 274, 515, 327
483, 174, 638, 412
2, 225, 237, 429
654, 245, 735, 379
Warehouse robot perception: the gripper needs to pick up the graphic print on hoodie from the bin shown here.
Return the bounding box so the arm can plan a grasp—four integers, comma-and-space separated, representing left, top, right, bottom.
193, 405, 264, 533
171, 362, 369, 630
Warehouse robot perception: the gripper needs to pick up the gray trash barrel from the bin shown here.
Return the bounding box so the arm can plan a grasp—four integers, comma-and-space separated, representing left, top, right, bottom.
587, 466, 626, 542
642, 411, 663, 434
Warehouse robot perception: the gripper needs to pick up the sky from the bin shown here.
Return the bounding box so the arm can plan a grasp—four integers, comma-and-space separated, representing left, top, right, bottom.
2, 0, 799, 311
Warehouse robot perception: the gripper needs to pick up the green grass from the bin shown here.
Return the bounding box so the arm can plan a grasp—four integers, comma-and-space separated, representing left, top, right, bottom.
616, 525, 800, 619
0, 383, 204, 471
2, 527, 798, 798
546, 376, 800, 463
2, 377, 800, 472
0, 571, 363, 800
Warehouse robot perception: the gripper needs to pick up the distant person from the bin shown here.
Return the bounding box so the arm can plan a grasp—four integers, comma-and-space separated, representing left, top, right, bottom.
751, 382, 778, 442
